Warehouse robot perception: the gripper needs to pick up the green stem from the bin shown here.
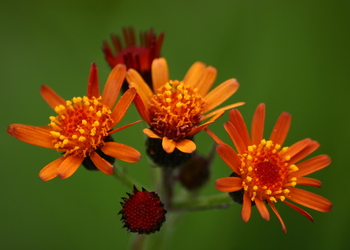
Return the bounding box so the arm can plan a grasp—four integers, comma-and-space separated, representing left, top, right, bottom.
170, 193, 233, 212
112, 164, 146, 190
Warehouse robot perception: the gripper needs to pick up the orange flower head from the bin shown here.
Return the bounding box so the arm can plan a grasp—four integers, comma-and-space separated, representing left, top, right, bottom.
103, 27, 164, 91
127, 57, 244, 156
206, 103, 332, 233
8, 63, 141, 181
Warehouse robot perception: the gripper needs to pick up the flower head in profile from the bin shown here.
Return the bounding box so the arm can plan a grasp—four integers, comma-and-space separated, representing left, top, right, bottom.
119, 186, 167, 234
7, 63, 141, 181
206, 103, 332, 233
126, 57, 244, 155
103, 27, 164, 91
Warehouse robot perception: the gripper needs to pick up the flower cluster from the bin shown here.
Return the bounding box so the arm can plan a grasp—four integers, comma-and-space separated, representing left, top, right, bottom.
7, 27, 332, 236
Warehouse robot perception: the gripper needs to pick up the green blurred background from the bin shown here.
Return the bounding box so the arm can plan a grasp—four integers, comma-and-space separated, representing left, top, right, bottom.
1, 0, 349, 249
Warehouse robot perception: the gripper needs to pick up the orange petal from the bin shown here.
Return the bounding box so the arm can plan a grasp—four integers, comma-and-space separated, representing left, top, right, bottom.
203, 102, 245, 121
268, 201, 287, 233
289, 140, 320, 165
229, 109, 251, 147
215, 177, 243, 192
295, 155, 331, 178
86, 62, 100, 99
152, 57, 169, 91
269, 111, 291, 146
40, 85, 65, 110
133, 93, 151, 124
111, 87, 136, 126
90, 151, 113, 175
255, 197, 270, 221
189, 110, 224, 136
224, 121, 248, 154
251, 103, 265, 145
288, 187, 332, 213
175, 139, 196, 153
216, 143, 241, 173
108, 120, 142, 135
242, 192, 252, 222
143, 128, 161, 139
7, 124, 55, 149
127, 69, 153, 104
193, 66, 217, 96
203, 78, 240, 113
297, 177, 322, 187
283, 200, 314, 222
162, 137, 176, 153
102, 64, 126, 109
182, 61, 206, 88
205, 128, 225, 144
101, 142, 141, 163
182, 62, 206, 87
57, 155, 83, 179
39, 157, 65, 181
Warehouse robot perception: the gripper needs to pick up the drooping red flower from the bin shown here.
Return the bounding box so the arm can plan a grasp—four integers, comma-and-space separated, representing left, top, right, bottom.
102, 27, 164, 91
7, 63, 141, 181
206, 103, 332, 233
119, 186, 167, 234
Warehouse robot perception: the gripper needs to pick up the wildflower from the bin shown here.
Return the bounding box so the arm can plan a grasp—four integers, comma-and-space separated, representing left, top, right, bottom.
119, 186, 167, 234
206, 103, 332, 233
126, 57, 244, 156
102, 27, 164, 91
7, 63, 141, 181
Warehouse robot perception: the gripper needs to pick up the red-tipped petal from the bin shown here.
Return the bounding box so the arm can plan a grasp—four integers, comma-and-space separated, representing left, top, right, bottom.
229, 109, 251, 147
288, 187, 332, 213
39, 157, 65, 181
289, 140, 320, 165
251, 103, 265, 145
40, 85, 65, 110
283, 200, 314, 223
242, 192, 252, 222
215, 177, 243, 192
101, 142, 141, 163
255, 197, 270, 221
102, 64, 126, 109
111, 87, 136, 126
295, 155, 331, 178
269, 111, 291, 146
7, 124, 55, 149
268, 201, 287, 233
86, 62, 100, 98
57, 155, 83, 179
90, 151, 113, 175
224, 121, 248, 154
297, 177, 322, 187
205, 128, 225, 144
216, 143, 241, 173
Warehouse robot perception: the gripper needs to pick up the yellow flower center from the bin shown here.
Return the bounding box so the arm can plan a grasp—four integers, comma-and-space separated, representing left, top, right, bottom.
149, 80, 206, 141
239, 139, 299, 203
48, 96, 114, 157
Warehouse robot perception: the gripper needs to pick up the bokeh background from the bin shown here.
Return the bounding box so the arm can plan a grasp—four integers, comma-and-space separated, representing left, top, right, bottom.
1, 0, 349, 249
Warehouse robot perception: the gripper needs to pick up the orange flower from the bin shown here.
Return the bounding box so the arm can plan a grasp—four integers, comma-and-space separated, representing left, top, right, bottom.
206, 103, 332, 233
7, 63, 141, 181
126, 57, 244, 154
103, 27, 164, 91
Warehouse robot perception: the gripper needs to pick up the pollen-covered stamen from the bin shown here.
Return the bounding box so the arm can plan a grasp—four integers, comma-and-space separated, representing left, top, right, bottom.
240, 140, 298, 203
49, 96, 114, 157
149, 80, 206, 141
